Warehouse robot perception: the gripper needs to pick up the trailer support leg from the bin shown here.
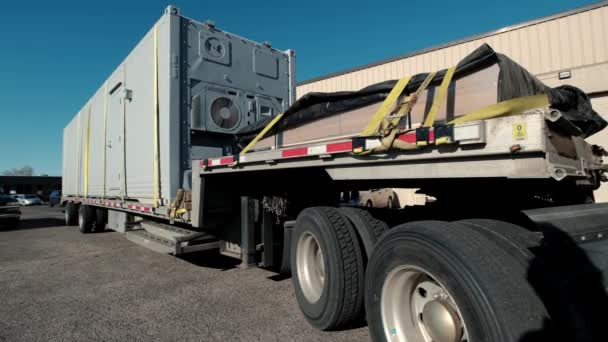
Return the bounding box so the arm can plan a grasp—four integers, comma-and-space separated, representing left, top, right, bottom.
240, 196, 257, 269
261, 210, 274, 268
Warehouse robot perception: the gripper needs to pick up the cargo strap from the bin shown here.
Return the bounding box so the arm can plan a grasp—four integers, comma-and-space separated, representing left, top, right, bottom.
84, 105, 91, 197
76, 111, 82, 197
153, 24, 160, 208
423, 67, 456, 127
389, 72, 437, 131
239, 112, 285, 156
362, 72, 437, 153
448, 94, 550, 125
360, 77, 411, 136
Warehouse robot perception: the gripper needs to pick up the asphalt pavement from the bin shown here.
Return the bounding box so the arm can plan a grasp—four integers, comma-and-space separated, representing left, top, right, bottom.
0, 206, 369, 342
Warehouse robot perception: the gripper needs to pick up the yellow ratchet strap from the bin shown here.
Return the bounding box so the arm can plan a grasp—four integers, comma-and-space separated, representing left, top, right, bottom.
239, 112, 285, 156
153, 24, 160, 208
370, 72, 437, 152
360, 76, 411, 136
423, 67, 456, 128
449, 94, 550, 125
76, 111, 82, 197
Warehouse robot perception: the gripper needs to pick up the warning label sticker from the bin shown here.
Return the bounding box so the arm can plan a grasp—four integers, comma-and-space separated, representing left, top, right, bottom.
512, 122, 527, 141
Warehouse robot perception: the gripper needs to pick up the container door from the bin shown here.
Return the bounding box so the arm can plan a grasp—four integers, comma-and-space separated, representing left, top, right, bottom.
106, 86, 124, 197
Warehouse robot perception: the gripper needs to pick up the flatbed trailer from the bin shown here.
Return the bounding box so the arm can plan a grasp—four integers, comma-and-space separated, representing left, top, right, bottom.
62, 6, 608, 342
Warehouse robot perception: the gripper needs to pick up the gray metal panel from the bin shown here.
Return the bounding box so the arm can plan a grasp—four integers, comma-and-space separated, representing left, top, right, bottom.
62, 116, 79, 196
286, 50, 297, 106
63, 10, 179, 206
87, 87, 106, 197
253, 47, 278, 78
105, 66, 125, 197
77, 108, 87, 196
107, 209, 133, 233
62, 7, 295, 212
185, 19, 292, 137
186, 21, 290, 101
124, 23, 156, 201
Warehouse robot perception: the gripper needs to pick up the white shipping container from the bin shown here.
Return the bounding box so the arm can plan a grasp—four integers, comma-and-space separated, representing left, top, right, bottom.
62, 6, 295, 207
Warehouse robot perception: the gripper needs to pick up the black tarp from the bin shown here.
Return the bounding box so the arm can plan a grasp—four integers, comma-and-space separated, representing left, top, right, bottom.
236, 44, 606, 145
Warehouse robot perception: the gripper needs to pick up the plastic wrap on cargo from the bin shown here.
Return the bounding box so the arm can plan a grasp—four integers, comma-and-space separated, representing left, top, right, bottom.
236, 44, 606, 148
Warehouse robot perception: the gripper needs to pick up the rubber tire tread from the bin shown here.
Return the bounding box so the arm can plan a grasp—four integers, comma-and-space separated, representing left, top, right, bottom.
78, 205, 95, 234
455, 218, 541, 264
339, 207, 389, 260
65, 202, 78, 226
365, 220, 550, 342
94, 208, 107, 232
291, 207, 365, 330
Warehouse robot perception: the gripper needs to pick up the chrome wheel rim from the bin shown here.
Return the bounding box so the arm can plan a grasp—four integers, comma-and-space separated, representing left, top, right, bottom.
381, 265, 468, 342
296, 231, 325, 303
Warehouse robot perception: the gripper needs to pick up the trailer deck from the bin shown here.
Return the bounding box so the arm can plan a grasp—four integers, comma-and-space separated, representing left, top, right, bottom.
197, 109, 600, 183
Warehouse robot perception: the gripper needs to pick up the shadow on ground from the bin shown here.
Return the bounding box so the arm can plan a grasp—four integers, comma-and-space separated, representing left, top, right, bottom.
0, 218, 65, 231
178, 249, 241, 271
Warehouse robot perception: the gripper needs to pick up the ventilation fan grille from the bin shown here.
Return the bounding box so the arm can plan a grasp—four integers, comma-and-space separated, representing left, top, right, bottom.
210, 97, 241, 130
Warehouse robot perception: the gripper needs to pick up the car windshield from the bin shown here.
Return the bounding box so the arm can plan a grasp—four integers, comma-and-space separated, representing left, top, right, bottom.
25, 195, 37, 199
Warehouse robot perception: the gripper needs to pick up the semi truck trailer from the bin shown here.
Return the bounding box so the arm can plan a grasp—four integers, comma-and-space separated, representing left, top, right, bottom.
62, 6, 608, 341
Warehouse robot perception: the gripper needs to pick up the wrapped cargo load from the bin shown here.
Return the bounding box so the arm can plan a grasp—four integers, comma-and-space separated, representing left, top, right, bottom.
236, 44, 606, 151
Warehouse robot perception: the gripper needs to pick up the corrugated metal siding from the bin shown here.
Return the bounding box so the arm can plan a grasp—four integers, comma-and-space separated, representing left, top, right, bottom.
588, 95, 608, 203
297, 5, 608, 97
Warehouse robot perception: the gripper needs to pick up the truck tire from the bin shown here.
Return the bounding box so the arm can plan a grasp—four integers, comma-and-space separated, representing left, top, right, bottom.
365, 221, 550, 342
291, 207, 365, 330
455, 219, 541, 263
78, 205, 96, 234
339, 207, 389, 260
65, 202, 79, 226
94, 208, 107, 232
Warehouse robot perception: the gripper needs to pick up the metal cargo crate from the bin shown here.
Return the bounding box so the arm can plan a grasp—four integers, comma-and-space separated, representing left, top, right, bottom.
62, 6, 295, 208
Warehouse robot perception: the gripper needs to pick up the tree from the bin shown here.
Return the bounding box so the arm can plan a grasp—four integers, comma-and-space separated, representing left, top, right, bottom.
2, 166, 34, 176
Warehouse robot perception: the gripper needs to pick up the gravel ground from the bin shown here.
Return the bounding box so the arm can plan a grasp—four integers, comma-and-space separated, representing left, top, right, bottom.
0, 206, 369, 342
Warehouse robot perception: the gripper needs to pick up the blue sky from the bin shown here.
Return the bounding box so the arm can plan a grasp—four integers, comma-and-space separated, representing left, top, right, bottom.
0, 0, 600, 176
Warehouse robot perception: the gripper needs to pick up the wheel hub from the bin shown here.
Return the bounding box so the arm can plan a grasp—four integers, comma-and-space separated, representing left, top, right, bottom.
421, 300, 462, 342
380, 266, 468, 342
296, 231, 325, 303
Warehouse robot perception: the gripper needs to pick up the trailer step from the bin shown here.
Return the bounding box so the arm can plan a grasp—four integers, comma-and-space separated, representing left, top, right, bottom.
126, 222, 220, 255
140, 221, 212, 242
126, 229, 176, 254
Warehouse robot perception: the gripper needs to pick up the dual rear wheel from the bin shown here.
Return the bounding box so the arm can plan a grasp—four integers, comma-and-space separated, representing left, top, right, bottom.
291, 209, 550, 341
291, 207, 388, 330
65, 202, 107, 233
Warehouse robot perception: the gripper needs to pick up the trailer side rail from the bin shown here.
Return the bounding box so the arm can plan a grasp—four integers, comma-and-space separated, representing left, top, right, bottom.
197, 110, 594, 182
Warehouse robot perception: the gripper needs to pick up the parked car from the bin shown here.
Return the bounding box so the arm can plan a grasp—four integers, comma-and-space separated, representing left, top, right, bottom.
0, 195, 21, 226
49, 190, 62, 207
359, 188, 397, 208
14, 194, 42, 206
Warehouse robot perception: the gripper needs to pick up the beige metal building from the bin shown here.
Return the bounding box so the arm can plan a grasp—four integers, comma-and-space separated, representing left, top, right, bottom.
296, 1, 608, 202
